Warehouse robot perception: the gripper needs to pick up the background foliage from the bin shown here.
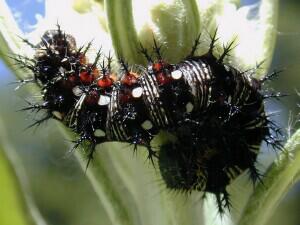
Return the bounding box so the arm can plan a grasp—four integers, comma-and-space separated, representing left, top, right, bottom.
0, 0, 299, 225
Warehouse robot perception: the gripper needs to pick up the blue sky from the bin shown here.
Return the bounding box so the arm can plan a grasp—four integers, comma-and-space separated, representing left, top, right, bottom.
1, 0, 45, 80
6, 0, 45, 32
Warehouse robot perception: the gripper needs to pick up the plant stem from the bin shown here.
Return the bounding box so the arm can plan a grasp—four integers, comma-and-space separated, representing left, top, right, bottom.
238, 129, 300, 225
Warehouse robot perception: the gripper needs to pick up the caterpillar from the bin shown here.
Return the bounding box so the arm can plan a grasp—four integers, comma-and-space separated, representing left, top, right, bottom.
14, 25, 282, 213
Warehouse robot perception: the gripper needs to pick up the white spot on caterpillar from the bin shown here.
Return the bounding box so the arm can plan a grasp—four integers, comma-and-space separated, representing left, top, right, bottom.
98, 95, 111, 106
132, 87, 143, 98
61, 58, 68, 63
141, 120, 153, 130
171, 70, 182, 80
72, 86, 83, 96
186, 102, 194, 113
94, 129, 106, 137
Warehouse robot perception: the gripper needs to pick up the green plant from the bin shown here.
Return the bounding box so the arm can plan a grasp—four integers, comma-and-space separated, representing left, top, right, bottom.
0, 0, 299, 225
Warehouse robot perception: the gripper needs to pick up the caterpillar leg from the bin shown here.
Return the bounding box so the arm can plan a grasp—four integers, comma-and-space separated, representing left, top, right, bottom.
131, 132, 157, 166
214, 189, 231, 214
72, 134, 109, 169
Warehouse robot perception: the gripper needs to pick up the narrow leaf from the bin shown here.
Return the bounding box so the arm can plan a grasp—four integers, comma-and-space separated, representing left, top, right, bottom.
238, 129, 300, 225
0, 120, 48, 225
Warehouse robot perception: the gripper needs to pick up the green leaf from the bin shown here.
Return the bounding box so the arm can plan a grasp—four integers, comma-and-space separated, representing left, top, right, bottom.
0, 1, 283, 225
106, 0, 201, 64
215, 0, 279, 77
62, 126, 204, 225
72, 0, 108, 32
136, 0, 201, 62
72, 0, 93, 13
0, 120, 47, 225
0, 149, 34, 225
238, 129, 300, 225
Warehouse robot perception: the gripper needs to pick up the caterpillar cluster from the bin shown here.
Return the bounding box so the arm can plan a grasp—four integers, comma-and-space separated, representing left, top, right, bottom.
14, 26, 282, 213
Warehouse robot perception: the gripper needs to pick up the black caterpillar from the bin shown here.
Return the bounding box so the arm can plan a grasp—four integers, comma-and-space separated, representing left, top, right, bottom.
14, 26, 282, 213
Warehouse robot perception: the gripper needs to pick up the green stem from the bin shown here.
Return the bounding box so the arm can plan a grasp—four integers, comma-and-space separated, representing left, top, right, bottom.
253, 0, 279, 79
60, 127, 137, 225
105, 0, 143, 64
238, 129, 300, 225
150, 0, 201, 62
